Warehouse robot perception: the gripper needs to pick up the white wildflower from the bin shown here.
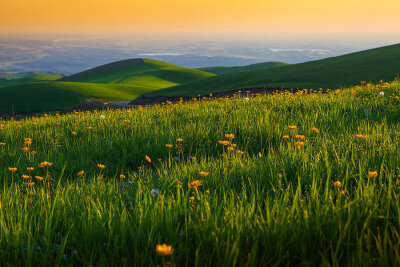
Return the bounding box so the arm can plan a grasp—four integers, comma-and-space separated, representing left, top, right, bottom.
245, 98, 249, 101
100, 115, 105, 119
151, 188, 160, 196
379, 92, 384, 96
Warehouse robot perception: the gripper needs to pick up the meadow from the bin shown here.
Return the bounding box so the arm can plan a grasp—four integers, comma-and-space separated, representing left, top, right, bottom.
1, 81, 400, 266
0, 59, 214, 112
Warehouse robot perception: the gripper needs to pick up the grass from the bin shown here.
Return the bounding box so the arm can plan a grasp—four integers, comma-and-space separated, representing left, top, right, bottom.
0, 73, 62, 88
146, 43, 400, 97
0, 81, 400, 265
0, 59, 214, 112
198, 61, 289, 74
61, 58, 214, 85
0, 81, 158, 112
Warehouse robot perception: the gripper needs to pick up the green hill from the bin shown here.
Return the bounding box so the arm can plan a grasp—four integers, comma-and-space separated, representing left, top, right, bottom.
198, 61, 289, 74
0, 72, 63, 81
0, 72, 62, 88
0, 59, 214, 112
145, 43, 400, 97
60, 58, 214, 85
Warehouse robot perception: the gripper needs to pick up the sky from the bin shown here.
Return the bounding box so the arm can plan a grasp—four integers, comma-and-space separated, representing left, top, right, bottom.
1, 0, 400, 36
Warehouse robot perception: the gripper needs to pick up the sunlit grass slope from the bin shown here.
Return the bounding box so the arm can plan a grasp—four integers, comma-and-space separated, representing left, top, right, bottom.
0, 82, 400, 265
0, 59, 214, 112
146, 43, 400, 97
198, 61, 289, 74
60, 58, 214, 85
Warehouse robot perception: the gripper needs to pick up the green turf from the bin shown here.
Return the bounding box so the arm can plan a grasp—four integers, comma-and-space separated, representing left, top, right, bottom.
198, 61, 289, 74
0, 59, 214, 112
145, 43, 400, 97
0, 81, 159, 112
1, 82, 400, 265
0, 72, 62, 81
0, 73, 62, 88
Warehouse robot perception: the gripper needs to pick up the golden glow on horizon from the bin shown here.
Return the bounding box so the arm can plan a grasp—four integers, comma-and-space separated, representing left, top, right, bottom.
1, 0, 400, 34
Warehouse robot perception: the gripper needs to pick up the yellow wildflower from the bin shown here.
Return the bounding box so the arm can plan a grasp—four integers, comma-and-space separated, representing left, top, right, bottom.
355, 134, 367, 140
333, 181, 342, 188
236, 150, 245, 155
218, 140, 230, 146
368, 171, 378, 179
295, 134, 306, 141
165, 144, 173, 148
120, 174, 126, 179
155, 244, 174, 256
8, 167, 17, 172
188, 180, 203, 188
311, 127, 320, 133
77, 170, 85, 176
26, 167, 34, 172
282, 135, 290, 140
22, 175, 30, 179
288, 125, 297, 130
39, 161, 53, 168
145, 155, 152, 163
295, 141, 304, 149
224, 134, 235, 139
199, 171, 209, 177
177, 138, 183, 142
97, 164, 106, 169
35, 176, 45, 181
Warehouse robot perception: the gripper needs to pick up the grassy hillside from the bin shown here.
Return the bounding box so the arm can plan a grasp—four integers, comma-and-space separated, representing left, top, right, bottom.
1, 82, 400, 265
60, 58, 214, 85
0, 72, 63, 81
0, 81, 156, 112
0, 59, 214, 112
0, 73, 62, 88
198, 61, 289, 74
146, 43, 400, 97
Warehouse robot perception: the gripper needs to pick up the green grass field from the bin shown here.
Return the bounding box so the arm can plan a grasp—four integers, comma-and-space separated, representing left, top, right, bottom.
198, 61, 289, 74
1, 81, 400, 265
0, 59, 214, 112
0, 72, 63, 81
0, 81, 157, 112
0, 73, 62, 88
146, 43, 400, 97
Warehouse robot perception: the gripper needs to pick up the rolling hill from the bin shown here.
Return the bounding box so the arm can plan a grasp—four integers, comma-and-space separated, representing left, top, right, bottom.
0, 72, 62, 88
0, 59, 214, 112
198, 61, 289, 75
145, 43, 400, 97
60, 58, 214, 85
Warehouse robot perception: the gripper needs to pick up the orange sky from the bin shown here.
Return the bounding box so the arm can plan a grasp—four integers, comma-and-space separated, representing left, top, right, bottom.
1, 0, 400, 35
